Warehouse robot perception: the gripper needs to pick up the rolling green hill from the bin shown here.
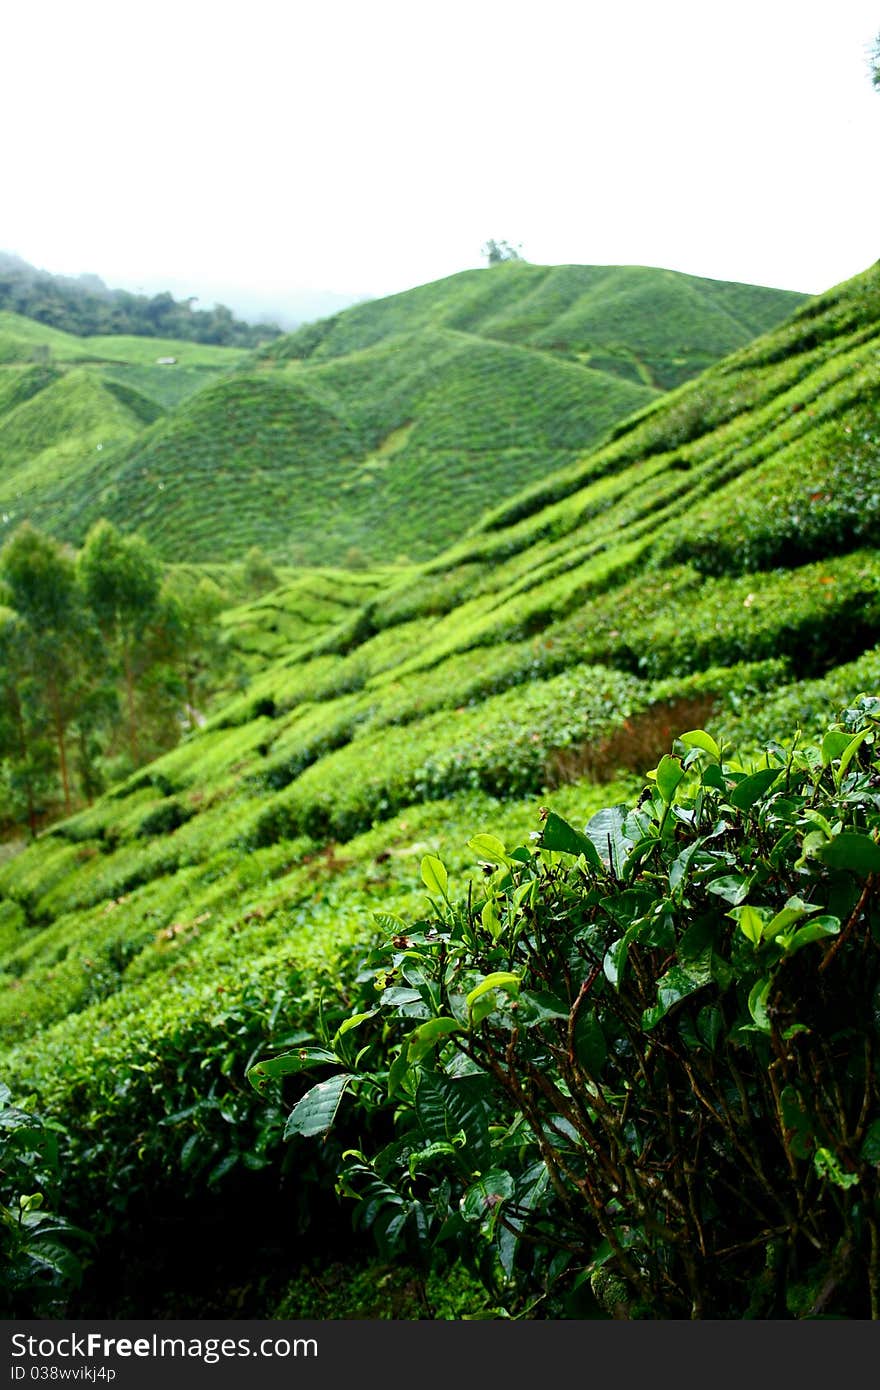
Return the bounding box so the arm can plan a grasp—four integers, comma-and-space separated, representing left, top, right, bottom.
269, 260, 806, 390
0, 264, 804, 566
0, 314, 247, 539
0, 257, 875, 1315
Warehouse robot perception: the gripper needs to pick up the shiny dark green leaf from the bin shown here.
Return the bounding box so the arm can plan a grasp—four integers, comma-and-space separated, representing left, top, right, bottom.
727, 767, 781, 810
284, 1073, 353, 1139
814, 833, 880, 876
538, 811, 602, 869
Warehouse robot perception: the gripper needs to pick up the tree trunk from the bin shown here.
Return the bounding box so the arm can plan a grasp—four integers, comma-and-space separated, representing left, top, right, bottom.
12, 692, 37, 839
124, 645, 139, 767
47, 677, 71, 815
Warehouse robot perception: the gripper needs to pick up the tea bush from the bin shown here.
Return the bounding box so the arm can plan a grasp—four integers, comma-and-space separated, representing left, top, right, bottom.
272, 703, 880, 1318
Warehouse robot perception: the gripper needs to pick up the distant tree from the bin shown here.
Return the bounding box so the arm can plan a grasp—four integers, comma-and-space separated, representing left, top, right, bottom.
156, 574, 229, 732
0, 525, 100, 816
77, 520, 161, 768
0, 607, 56, 837
481, 239, 525, 265
872, 32, 880, 91
243, 545, 279, 595
0, 254, 282, 347
343, 546, 368, 571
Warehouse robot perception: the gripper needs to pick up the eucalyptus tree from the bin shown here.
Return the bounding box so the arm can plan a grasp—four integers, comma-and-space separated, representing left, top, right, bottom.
77, 520, 161, 769
0, 524, 101, 816
0, 605, 54, 837
159, 572, 229, 729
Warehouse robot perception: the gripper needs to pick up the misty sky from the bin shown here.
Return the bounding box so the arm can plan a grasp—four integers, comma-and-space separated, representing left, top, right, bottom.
3, 1, 879, 322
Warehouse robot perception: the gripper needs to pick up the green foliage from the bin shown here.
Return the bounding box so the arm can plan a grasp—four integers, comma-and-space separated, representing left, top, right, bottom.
0, 254, 877, 1318
0, 521, 228, 835
277, 705, 880, 1318
0, 1083, 89, 1316
243, 546, 280, 596
482, 239, 525, 265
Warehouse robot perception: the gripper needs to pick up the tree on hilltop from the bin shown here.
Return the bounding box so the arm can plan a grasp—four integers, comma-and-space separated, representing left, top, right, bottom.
481, 239, 525, 265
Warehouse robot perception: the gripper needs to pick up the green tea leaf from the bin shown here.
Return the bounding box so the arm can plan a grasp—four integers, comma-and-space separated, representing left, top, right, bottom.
573, 1013, 606, 1075
821, 729, 852, 767
727, 767, 781, 810
585, 806, 631, 876
708, 873, 752, 906
778, 916, 840, 956
408, 1140, 462, 1178
387, 1052, 411, 1097
747, 978, 771, 1032
248, 1046, 337, 1090
701, 762, 726, 790
333, 1010, 377, 1047
284, 1073, 353, 1139
780, 1085, 814, 1160
480, 898, 502, 941
813, 833, 880, 876
466, 972, 521, 1015
655, 754, 685, 804
537, 810, 602, 868
468, 833, 514, 867
421, 854, 449, 898
729, 903, 771, 945
763, 896, 818, 941
813, 1146, 858, 1189
461, 1169, 515, 1222
680, 729, 721, 760
836, 727, 873, 783
642, 965, 709, 1030
407, 1016, 465, 1063
696, 1005, 723, 1051
372, 911, 409, 934
802, 808, 834, 837
515, 991, 569, 1027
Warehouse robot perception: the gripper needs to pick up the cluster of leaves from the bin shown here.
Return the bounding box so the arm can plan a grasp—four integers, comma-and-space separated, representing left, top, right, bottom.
0, 519, 228, 837
262, 705, 880, 1318
0, 1083, 89, 1316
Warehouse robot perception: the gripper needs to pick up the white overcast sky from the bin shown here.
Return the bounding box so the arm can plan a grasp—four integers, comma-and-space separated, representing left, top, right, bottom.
3, 1, 879, 320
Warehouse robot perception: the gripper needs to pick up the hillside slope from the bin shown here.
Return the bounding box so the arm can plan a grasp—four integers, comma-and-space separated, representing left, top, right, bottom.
0, 265, 804, 566
0, 258, 875, 1316
270, 260, 806, 390
0, 314, 246, 538
65, 329, 653, 564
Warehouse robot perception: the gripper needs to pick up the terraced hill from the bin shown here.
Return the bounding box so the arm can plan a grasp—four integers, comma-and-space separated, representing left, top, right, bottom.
270, 261, 806, 391
0, 257, 875, 1316
0, 314, 246, 537
0, 265, 804, 566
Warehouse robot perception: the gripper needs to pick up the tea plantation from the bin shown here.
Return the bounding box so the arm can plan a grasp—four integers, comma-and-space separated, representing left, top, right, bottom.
0, 264, 803, 568
0, 258, 878, 1319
